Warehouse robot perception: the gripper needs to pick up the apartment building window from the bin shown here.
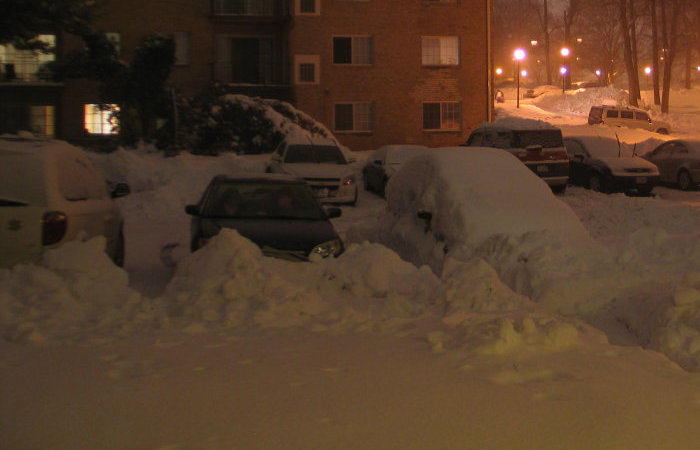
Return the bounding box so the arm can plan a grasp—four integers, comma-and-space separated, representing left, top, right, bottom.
0, 34, 55, 81
172, 32, 191, 66
30, 105, 55, 137
421, 36, 459, 66
296, 0, 319, 14
213, 0, 274, 15
216, 36, 274, 84
294, 55, 320, 84
334, 102, 375, 132
84, 104, 119, 135
333, 36, 373, 65
422, 102, 461, 131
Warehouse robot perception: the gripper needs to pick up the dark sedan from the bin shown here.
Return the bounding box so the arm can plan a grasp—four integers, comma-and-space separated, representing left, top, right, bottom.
186, 174, 344, 260
563, 134, 659, 195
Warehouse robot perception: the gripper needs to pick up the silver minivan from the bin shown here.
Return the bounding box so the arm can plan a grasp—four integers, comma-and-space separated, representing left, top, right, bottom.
0, 137, 129, 267
588, 105, 671, 134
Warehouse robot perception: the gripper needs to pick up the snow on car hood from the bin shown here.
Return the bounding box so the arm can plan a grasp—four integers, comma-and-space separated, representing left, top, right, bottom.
281, 163, 353, 180
596, 156, 660, 174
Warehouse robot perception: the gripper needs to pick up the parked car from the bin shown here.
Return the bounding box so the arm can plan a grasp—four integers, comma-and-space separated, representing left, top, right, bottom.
0, 136, 129, 268
643, 139, 700, 190
267, 139, 358, 205
588, 105, 671, 134
563, 134, 659, 195
185, 174, 344, 260
362, 144, 429, 196
461, 121, 569, 193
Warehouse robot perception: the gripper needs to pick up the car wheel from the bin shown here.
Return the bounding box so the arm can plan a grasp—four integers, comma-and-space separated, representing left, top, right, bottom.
677, 170, 693, 191
112, 228, 125, 267
588, 173, 604, 192
551, 184, 567, 195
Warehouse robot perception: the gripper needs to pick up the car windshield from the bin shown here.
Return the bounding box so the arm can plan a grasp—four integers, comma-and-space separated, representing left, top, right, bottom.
0, 152, 46, 205
205, 182, 326, 220
284, 145, 347, 164
514, 129, 563, 148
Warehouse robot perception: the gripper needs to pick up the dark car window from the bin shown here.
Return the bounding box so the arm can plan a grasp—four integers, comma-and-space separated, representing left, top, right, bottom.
514, 129, 563, 148
588, 106, 602, 124
206, 182, 325, 220
636, 111, 650, 121
466, 131, 484, 146
651, 144, 672, 157
621, 110, 634, 119
493, 131, 513, 148
673, 144, 688, 155
564, 139, 586, 158
606, 109, 619, 118
284, 145, 346, 164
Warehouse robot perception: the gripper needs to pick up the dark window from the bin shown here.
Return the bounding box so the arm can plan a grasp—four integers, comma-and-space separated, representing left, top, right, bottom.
422, 103, 441, 129
335, 104, 354, 130
299, 63, 315, 82
514, 129, 564, 148
606, 109, 619, 118
423, 102, 461, 130
333, 38, 352, 64
230, 38, 273, 83
636, 111, 649, 121
621, 110, 634, 119
300, 0, 315, 13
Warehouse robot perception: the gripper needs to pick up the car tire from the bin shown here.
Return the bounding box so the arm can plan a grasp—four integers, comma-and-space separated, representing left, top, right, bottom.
588, 173, 604, 193
677, 170, 693, 191
112, 228, 125, 267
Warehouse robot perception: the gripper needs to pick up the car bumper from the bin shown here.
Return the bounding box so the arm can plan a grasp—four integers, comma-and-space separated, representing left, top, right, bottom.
610, 175, 659, 192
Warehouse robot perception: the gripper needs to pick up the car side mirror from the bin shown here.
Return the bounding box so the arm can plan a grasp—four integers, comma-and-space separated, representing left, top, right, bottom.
110, 182, 130, 198
185, 204, 199, 216
325, 207, 342, 218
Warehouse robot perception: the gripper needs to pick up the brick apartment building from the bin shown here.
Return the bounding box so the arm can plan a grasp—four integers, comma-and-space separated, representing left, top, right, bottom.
0, 0, 492, 151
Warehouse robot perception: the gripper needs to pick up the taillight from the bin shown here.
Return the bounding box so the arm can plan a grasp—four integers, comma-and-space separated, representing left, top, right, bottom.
42, 211, 67, 246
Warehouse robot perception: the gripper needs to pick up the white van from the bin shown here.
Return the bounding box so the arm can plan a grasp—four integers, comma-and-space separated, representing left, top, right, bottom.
0, 137, 129, 268
588, 105, 671, 134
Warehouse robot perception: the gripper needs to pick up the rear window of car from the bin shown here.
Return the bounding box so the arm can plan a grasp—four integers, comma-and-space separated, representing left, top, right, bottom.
205, 182, 326, 220
514, 129, 564, 148
0, 152, 47, 205
284, 145, 347, 164
606, 109, 619, 118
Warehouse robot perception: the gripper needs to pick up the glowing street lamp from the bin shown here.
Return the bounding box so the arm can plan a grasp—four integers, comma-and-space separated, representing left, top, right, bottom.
560, 47, 571, 90
560, 66, 568, 94
514, 48, 526, 108
644, 66, 652, 88
521, 69, 528, 78
495, 67, 503, 76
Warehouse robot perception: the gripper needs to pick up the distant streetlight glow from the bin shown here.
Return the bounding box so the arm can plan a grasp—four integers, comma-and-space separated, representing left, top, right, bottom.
560, 47, 570, 58
531, 40, 538, 46
495, 67, 503, 75
514, 48, 526, 108
521, 69, 528, 77
560, 66, 568, 94
644, 66, 652, 88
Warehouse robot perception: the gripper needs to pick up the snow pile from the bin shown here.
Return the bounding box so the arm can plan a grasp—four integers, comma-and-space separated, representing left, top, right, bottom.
0, 237, 151, 343
533, 85, 628, 115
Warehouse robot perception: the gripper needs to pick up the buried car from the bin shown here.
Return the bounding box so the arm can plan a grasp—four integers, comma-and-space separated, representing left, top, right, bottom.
186, 174, 344, 260
267, 139, 358, 205
563, 133, 659, 195
0, 136, 129, 268
362, 144, 429, 196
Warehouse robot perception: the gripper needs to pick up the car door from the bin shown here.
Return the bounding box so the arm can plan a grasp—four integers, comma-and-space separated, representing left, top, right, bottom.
364, 147, 386, 192
649, 143, 673, 182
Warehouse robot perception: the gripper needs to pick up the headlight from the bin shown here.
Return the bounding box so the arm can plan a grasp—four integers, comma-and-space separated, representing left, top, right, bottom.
342, 174, 356, 186
310, 239, 343, 258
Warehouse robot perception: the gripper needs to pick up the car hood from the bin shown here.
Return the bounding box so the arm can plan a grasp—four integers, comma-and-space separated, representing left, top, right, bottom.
596, 156, 659, 174
202, 217, 341, 256
280, 163, 352, 179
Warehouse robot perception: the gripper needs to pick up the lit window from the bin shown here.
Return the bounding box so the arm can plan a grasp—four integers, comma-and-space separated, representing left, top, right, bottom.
422, 102, 461, 131
0, 34, 56, 81
422, 36, 459, 66
84, 104, 119, 135
30, 106, 55, 137
333, 36, 373, 65
334, 102, 375, 132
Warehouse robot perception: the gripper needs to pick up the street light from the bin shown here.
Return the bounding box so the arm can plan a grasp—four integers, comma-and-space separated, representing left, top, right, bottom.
495, 67, 503, 76
560, 47, 570, 89
595, 69, 602, 86
514, 48, 526, 108
560, 66, 568, 94
644, 66, 652, 89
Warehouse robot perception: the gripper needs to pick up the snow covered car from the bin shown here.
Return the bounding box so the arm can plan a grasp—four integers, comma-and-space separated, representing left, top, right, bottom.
461, 119, 570, 193
0, 136, 129, 268
185, 174, 344, 260
267, 140, 358, 205
588, 105, 671, 134
643, 139, 700, 191
368, 147, 592, 275
362, 144, 429, 196
563, 134, 660, 195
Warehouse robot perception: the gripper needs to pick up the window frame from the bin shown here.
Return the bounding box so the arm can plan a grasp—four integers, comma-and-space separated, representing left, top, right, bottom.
294, 54, 320, 85
332, 35, 374, 65
421, 36, 460, 67
296, 0, 320, 15
84, 104, 119, 136
333, 102, 376, 133
422, 101, 462, 132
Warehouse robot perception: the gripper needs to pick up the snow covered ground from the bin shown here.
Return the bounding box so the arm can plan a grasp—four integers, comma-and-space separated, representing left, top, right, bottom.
2, 87, 700, 449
